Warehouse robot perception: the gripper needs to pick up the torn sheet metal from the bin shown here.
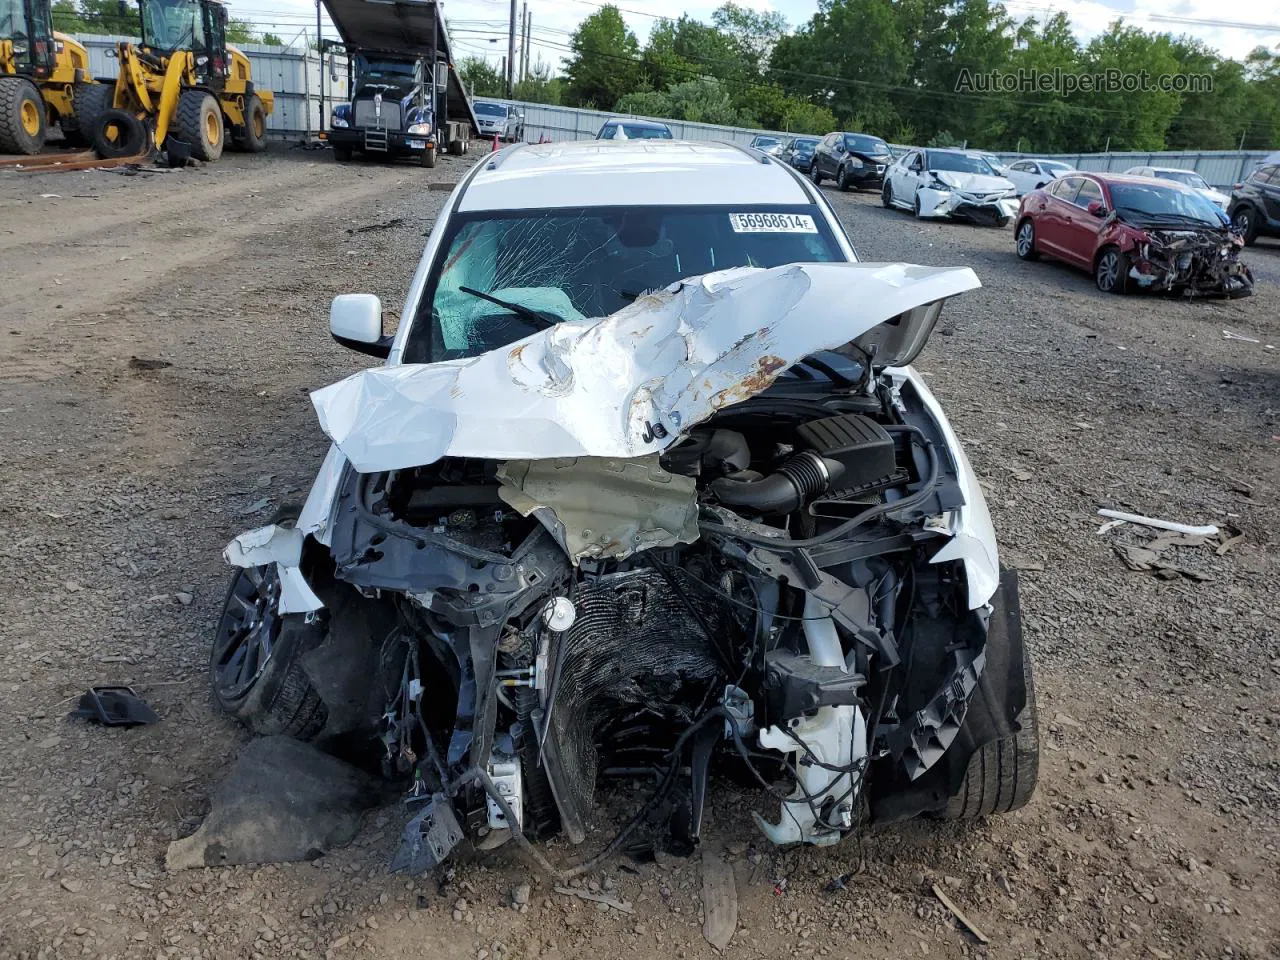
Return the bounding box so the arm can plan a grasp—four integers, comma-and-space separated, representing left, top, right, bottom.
223, 524, 323, 614
310, 262, 981, 473
496, 455, 699, 563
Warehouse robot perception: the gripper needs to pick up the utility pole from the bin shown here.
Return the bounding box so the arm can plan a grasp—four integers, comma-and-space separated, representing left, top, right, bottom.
521, 4, 530, 82
507, 0, 517, 97
316, 0, 324, 139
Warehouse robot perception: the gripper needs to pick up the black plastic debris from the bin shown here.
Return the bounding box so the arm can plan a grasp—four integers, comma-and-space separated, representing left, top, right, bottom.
390, 794, 464, 875
69, 686, 159, 727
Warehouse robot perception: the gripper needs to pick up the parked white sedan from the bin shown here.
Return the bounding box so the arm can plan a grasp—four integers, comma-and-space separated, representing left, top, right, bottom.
1003, 158, 1075, 196
1122, 166, 1229, 211
882, 148, 1019, 226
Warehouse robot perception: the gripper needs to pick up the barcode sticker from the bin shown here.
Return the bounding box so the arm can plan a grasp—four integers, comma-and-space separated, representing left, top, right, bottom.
728, 213, 818, 233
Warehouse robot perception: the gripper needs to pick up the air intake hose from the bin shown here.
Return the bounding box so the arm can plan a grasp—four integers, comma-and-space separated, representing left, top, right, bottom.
710, 452, 844, 514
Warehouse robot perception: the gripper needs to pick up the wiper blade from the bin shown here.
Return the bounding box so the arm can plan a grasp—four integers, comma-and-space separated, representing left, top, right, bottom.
458, 286, 558, 330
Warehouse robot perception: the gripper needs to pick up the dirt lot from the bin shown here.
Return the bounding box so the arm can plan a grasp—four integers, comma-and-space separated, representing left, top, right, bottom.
1, 149, 1276, 960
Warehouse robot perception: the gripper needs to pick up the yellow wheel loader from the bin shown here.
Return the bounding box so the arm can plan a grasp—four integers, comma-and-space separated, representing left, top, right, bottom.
93, 0, 273, 162
0, 0, 97, 153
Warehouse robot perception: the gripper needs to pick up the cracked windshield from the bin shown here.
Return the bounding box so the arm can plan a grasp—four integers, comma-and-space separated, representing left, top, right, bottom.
407, 204, 842, 363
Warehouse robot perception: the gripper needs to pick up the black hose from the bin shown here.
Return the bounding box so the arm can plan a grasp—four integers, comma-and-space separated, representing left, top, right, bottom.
699, 429, 940, 551
710, 452, 843, 515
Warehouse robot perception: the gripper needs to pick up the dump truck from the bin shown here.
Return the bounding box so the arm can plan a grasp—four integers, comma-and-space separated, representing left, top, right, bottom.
88, 0, 273, 162
322, 0, 478, 168
0, 0, 96, 153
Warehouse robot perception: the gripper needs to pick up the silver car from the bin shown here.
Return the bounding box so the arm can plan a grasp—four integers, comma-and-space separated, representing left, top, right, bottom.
473, 100, 524, 143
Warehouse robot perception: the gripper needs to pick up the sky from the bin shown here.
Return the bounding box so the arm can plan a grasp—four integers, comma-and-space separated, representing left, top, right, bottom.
227, 0, 1280, 67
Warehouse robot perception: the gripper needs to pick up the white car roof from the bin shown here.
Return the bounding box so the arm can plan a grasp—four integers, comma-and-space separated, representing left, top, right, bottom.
457, 140, 812, 212
1151, 166, 1196, 174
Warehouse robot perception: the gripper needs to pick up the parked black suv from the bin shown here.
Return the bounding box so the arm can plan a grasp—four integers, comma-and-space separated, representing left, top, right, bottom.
811, 131, 895, 190
1228, 163, 1280, 245
780, 135, 821, 173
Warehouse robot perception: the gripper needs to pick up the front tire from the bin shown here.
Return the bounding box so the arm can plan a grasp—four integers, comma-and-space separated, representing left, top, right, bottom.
942, 654, 1040, 819
0, 77, 47, 155
1015, 219, 1039, 260
1232, 205, 1258, 245
913, 191, 923, 218
810, 162, 823, 186
881, 180, 894, 208
836, 163, 850, 191
331, 141, 352, 162
175, 89, 224, 162
1095, 246, 1129, 294
420, 144, 436, 168
211, 561, 328, 740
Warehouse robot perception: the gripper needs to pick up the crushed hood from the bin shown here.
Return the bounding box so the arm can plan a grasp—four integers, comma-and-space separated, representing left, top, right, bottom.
311, 262, 980, 474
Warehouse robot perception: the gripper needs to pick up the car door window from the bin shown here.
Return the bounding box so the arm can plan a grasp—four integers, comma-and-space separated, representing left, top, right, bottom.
1073, 179, 1103, 209
1251, 165, 1276, 185
1051, 177, 1082, 203
1010, 161, 1030, 173
908, 152, 922, 172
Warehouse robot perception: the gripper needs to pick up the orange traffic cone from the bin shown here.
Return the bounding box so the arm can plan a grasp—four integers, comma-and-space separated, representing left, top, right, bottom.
491, 133, 500, 152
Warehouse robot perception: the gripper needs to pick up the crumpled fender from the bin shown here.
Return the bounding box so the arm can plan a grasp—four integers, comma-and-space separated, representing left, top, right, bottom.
915, 188, 953, 218
223, 524, 324, 614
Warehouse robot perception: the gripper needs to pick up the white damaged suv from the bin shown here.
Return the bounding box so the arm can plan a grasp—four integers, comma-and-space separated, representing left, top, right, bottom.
213, 140, 1038, 873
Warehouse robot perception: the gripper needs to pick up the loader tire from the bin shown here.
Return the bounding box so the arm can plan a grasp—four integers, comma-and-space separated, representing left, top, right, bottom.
0, 77, 47, 155
175, 89, 224, 162
92, 108, 147, 159
236, 93, 268, 153
71, 82, 112, 145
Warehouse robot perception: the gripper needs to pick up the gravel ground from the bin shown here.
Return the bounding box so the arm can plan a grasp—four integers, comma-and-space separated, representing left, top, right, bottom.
0, 149, 1276, 960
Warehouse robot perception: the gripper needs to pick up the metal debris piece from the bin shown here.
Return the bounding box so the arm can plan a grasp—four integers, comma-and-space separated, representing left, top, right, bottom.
700, 854, 738, 951
931, 883, 990, 944
1096, 509, 1219, 537
553, 885, 634, 914
1222, 329, 1260, 343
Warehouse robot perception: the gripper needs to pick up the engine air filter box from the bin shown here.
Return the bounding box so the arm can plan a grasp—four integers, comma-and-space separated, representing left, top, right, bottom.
795, 413, 898, 495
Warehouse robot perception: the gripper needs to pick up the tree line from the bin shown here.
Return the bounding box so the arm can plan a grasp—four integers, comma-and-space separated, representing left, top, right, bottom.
460, 0, 1280, 152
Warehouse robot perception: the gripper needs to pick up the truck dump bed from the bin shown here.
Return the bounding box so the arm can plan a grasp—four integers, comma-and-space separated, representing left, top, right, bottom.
322, 0, 478, 135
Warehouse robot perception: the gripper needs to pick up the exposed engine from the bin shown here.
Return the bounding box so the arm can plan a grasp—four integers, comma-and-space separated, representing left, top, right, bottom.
1129, 226, 1254, 298
315, 369, 1014, 873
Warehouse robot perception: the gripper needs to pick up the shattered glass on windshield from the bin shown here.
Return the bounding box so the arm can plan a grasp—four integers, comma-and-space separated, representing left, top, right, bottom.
406, 205, 845, 363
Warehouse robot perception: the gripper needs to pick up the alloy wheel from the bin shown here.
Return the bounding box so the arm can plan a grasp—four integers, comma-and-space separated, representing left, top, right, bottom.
1096, 251, 1119, 291
212, 564, 282, 699
1016, 222, 1034, 257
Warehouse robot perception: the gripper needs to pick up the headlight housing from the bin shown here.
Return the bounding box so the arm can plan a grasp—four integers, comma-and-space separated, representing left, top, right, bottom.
331, 116, 348, 129
848, 157, 864, 168
927, 174, 950, 191
407, 122, 431, 136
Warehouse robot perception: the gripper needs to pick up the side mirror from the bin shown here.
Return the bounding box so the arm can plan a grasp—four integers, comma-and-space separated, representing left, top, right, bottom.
328, 52, 338, 83
1087, 200, 1106, 218
330, 294, 393, 358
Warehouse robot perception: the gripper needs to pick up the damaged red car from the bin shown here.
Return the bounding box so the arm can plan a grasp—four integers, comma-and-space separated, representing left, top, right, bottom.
1014, 172, 1253, 297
